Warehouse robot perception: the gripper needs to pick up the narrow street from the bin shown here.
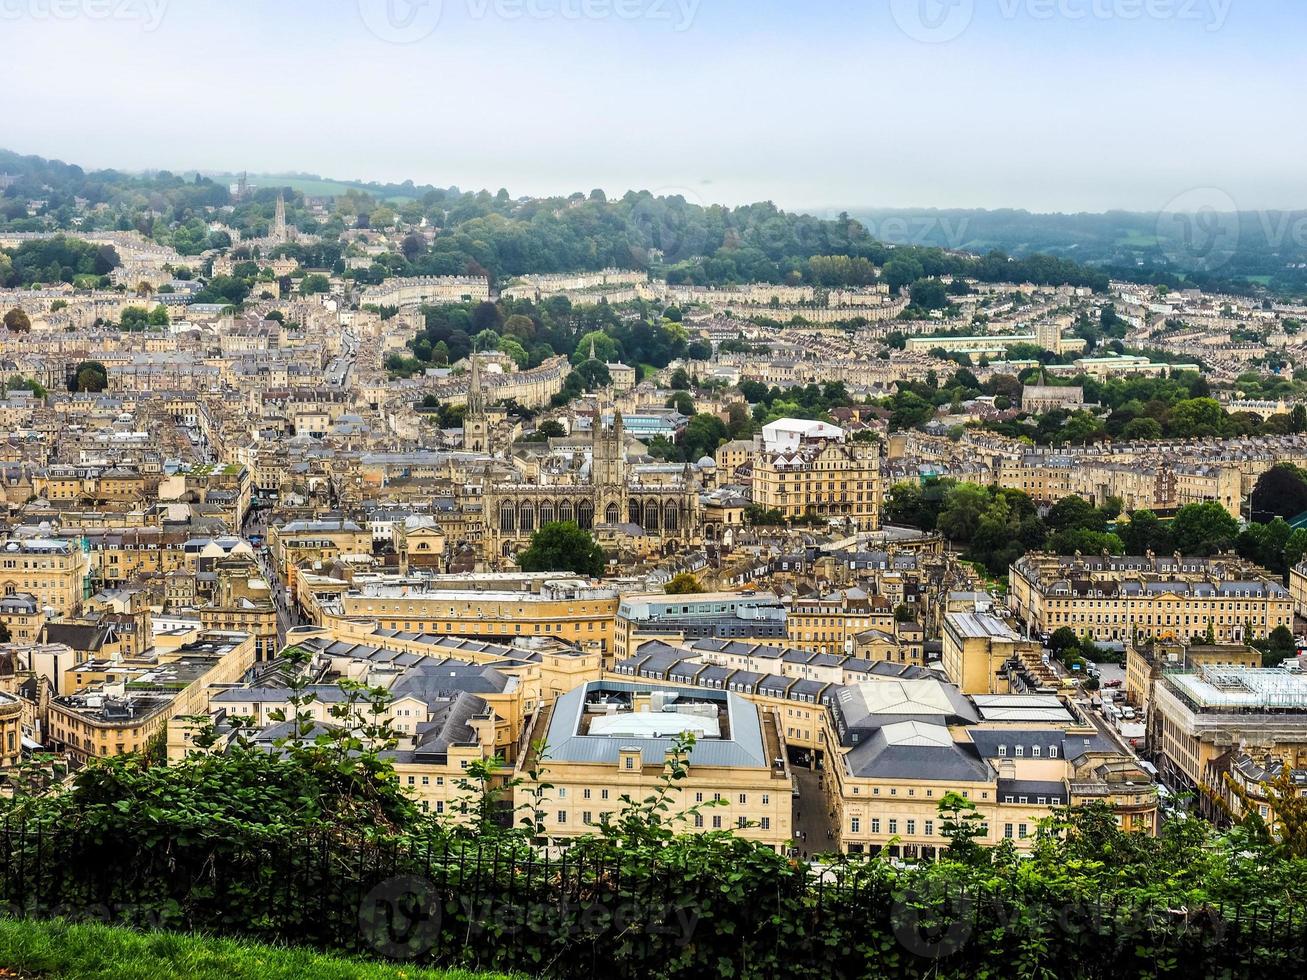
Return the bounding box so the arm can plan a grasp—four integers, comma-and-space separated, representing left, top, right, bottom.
792, 767, 836, 859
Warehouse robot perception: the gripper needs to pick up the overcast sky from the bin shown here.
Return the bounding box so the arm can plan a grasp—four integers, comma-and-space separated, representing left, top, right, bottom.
3, 0, 1302, 214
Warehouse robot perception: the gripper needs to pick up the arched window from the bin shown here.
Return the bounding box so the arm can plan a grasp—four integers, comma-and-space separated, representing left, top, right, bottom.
629, 500, 642, 525
519, 502, 535, 534
540, 501, 555, 526
577, 501, 594, 530
559, 501, 574, 524
499, 502, 516, 533
644, 500, 660, 531
605, 503, 620, 524
664, 502, 679, 532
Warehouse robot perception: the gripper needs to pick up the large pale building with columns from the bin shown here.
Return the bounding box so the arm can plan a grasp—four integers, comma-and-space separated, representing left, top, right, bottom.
1009, 553, 1293, 644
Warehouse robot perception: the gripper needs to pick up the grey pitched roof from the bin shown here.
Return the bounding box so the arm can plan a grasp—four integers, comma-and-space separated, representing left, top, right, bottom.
844, 724, 992, 782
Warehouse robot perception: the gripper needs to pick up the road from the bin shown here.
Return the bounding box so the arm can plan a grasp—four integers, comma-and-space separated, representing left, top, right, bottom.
791, 767, 836, 859
324, 325, 359, 387
241, 506, 303, 645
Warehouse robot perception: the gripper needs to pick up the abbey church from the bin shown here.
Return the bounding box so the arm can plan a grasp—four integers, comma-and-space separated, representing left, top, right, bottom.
464, 356, 700, 557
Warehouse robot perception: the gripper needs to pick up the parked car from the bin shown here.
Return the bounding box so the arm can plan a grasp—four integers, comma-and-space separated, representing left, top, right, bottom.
1105, 679, 1123, 689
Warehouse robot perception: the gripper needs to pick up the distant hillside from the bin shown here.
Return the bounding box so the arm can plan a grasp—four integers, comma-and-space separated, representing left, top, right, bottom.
848, 207, 1307, 296
2, 147, 1300, 296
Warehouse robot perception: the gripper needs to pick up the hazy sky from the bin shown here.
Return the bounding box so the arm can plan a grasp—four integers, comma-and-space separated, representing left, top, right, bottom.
3, 0, 1302, 213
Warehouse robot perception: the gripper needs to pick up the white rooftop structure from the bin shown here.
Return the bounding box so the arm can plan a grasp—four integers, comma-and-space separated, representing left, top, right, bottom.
1169, 666, 1307, 710
842, 678, 958, 717
972, 694, 1074, 723
761, 418, 846, 453
588, 709, 719, 740
878, 720, 955, 748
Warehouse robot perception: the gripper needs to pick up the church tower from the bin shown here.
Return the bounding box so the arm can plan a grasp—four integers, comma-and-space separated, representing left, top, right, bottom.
463, 353, 491, 454
591, 404, 627, 525
273, 194, 289, 245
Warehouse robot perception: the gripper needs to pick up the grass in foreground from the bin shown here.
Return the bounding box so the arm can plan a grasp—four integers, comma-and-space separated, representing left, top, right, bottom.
0, 918, 514, 980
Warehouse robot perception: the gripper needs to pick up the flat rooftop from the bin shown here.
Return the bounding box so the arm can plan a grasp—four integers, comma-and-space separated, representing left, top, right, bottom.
1167, 666, 1307, 710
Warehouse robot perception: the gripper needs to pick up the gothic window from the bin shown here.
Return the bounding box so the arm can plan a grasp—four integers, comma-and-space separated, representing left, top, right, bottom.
499, 502, 516, 534
605, 503, 620, 524
664, 502, 679, 532
577, 501, 594, 530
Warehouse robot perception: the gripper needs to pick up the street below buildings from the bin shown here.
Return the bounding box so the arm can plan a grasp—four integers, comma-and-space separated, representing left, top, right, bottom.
792, 766, 836, 860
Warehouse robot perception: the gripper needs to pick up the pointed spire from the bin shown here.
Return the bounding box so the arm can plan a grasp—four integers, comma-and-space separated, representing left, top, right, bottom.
589, 337, 597, 362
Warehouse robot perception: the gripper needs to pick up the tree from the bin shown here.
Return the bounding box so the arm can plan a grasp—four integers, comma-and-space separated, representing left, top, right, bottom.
1050, 627, 1081, 653
1170, 502, 1239, 556
72, 361, 108, 393
669, 368, 692, 390
937, 483, 991, 543
535, 419, 566, 439
894, 604, 915, 623
1226, 762, 1307, 858
666, 391, 695, 416
887, 389, 935, 431
1122, 417, 1163, 441
908, 277, 949, 310
516, 522, 606, 578
569, 361, 611, 391
686, 339, 712, 361
1251, 464, 1307, 522
665, 573, 705, 595
3, 308, 31, 333
299, 273, 330, 295
1262, 626, 1297, 667
502, 314, 536, 341
680, 413, 729, 462
572, 330, 619, 365
937, 792, 987, 865
1046, 495, 1107, 534
1168, 397, 1227, 438
1119, 509, 1171, 555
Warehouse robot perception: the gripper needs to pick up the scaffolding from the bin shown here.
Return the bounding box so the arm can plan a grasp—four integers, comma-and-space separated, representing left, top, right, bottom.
1167, 664, 1307, 711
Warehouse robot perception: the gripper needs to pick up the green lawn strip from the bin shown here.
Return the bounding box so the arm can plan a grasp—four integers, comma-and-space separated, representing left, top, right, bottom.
0, 918, 517, 980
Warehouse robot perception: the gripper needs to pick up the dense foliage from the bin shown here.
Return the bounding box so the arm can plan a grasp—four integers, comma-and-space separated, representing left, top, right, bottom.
515, 521, 607, 577
0, 235, 119, 287
886, 482, 1249, 576
4, 724, 1307, 979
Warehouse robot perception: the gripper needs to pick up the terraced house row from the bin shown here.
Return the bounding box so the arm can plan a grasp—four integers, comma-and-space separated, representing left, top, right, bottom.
1009, 553, 1293, 643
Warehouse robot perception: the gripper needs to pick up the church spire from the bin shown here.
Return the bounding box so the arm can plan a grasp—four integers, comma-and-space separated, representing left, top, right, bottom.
467, 345, 485, 417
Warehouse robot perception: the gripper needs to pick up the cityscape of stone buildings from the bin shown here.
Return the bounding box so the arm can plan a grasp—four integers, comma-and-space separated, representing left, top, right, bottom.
4, 203, 1307, 866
